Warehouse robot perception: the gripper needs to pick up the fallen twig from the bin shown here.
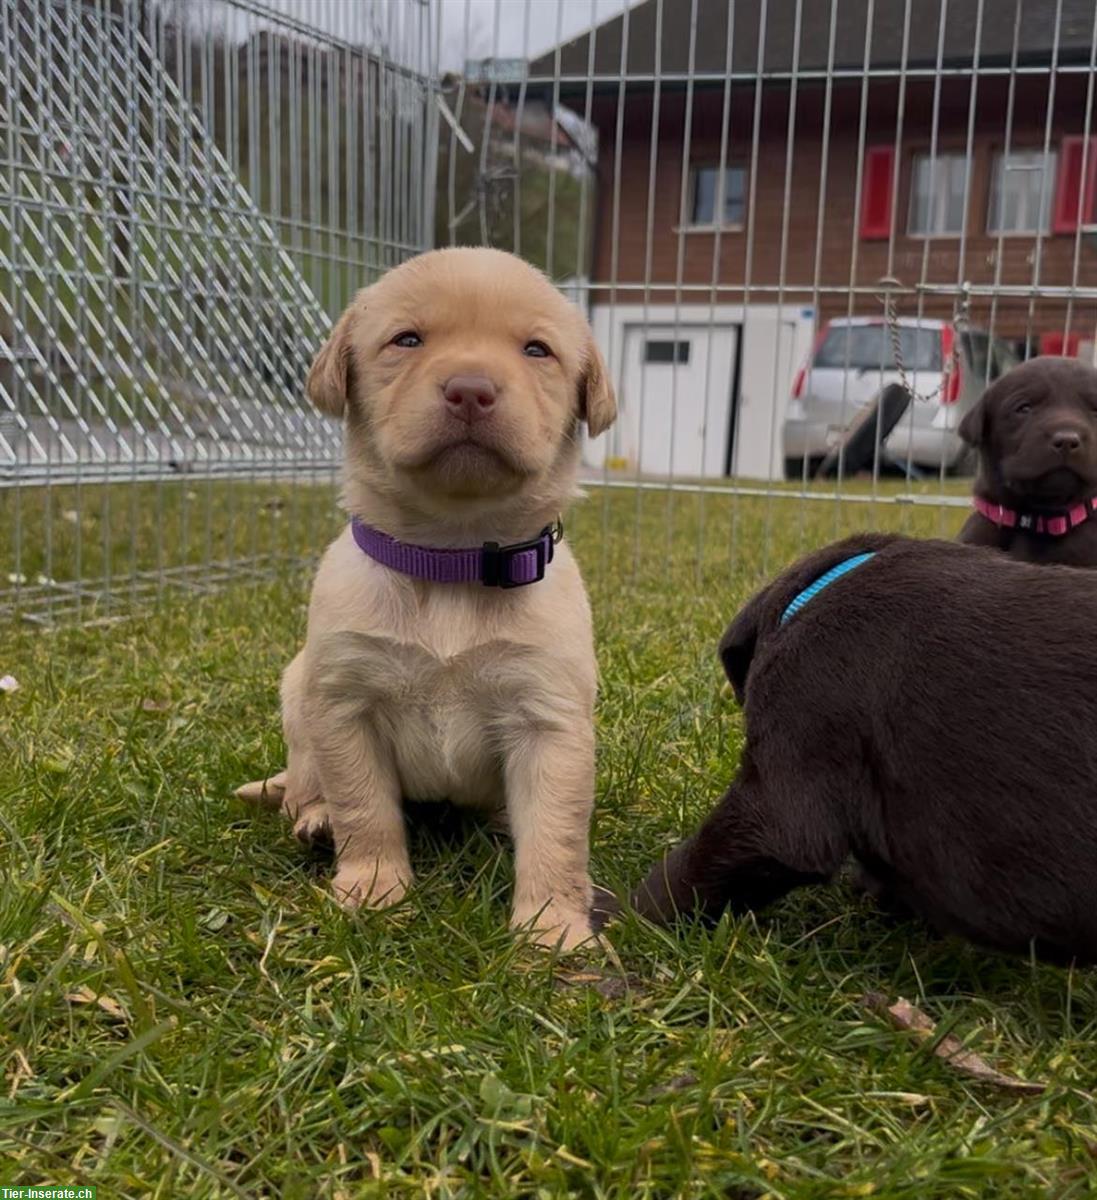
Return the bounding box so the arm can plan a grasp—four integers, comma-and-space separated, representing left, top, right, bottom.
862, 992, 1045, 1095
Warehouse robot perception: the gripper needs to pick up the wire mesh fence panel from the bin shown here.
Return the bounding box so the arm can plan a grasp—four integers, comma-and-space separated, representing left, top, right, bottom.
3, 0, 1097, 625
0, 0, 436, 624
443, 0, 1097, 587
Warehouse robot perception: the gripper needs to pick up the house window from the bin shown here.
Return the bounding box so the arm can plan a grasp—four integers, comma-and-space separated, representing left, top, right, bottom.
688, 165, 746, 227
988, 149, 1057, 234
644, 339, 690, 365
908, 152, 969, 235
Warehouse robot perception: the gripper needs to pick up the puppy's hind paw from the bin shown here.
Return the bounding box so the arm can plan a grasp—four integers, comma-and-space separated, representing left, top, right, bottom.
234, 770, 287, 808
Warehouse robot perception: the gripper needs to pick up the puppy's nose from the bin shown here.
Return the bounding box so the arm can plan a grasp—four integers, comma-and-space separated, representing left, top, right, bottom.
1051, 429, 1084, 455
442, 375, 497, 420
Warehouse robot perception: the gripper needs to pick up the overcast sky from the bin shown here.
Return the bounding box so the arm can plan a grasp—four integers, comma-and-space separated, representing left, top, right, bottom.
437, 0, 630, 68
205, 0, 632, 74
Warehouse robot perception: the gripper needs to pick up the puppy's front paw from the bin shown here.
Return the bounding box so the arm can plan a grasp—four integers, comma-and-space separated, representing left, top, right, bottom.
511, 900, 597, 952
332, 860, 412, 910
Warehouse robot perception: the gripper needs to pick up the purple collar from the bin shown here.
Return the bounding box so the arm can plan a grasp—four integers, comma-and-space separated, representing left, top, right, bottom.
350, 518, 561, 588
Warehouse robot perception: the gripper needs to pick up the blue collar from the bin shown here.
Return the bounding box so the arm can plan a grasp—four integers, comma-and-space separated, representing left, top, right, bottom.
781, 552, 877, 624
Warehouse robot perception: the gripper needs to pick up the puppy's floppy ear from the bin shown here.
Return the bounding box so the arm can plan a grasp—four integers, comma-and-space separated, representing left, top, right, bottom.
579, 334, 617, 438
717, 588, 770, 705
958, 390, 990, 447
306, 299, 361, 418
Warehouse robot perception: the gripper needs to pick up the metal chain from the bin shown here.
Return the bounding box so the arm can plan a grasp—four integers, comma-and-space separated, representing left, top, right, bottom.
877, 277, 971, 404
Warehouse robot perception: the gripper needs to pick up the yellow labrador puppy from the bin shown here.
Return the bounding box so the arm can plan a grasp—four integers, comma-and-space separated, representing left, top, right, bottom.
238, 247, 616, 949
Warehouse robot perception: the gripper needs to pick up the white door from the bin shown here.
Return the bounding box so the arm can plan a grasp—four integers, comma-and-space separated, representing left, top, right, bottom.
621, 324, 738, 478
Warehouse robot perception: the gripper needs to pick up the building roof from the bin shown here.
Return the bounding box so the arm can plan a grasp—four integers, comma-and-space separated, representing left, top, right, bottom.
527, 0, 1097, 92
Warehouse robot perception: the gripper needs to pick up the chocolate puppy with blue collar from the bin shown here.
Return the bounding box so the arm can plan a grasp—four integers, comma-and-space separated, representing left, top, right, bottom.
631, 532, 1097, 962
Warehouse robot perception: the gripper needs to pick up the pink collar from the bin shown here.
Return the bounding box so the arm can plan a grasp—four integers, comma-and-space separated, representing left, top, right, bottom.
972, 493, 1097, 537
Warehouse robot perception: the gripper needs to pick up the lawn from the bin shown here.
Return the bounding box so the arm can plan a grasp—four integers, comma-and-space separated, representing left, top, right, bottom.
2, 480, 1096, 1198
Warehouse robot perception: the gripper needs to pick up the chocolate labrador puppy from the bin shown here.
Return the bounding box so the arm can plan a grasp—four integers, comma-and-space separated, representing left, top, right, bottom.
957, 356, 1097, 566
632, 533, 1097, 962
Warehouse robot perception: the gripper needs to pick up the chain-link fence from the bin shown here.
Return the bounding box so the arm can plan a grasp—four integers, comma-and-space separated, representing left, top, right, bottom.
3, 0, 1096, 623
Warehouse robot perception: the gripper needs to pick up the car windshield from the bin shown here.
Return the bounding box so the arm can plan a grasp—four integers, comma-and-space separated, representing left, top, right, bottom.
814, 325, 942, 372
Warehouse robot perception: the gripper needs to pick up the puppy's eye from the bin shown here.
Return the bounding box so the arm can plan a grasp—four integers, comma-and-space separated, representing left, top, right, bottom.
1016, 402, 1032, 415
523, 340, 552, 359
391, 331, 422, 349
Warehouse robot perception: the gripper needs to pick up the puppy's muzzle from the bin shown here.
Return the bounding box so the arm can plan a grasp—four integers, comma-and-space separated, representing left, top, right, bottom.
443, 375, 497, 424
1050, 427, 1086, 458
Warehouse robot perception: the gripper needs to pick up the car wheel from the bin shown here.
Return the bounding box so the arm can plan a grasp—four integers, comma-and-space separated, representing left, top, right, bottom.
787, 456, 828, 481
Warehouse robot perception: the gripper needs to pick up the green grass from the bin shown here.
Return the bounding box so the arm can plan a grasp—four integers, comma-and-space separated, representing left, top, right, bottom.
3, 481, 1097, 1198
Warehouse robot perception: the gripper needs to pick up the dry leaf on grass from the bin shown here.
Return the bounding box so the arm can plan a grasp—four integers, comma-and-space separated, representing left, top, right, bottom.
863, 992, 1045, 1094
64, 985, 127, 1021
554, 968, 646, 1000
140, 697, 172, 713
201, 908, 232, 932
647, 1072, 700, 1099
7, 1047, 35, 1098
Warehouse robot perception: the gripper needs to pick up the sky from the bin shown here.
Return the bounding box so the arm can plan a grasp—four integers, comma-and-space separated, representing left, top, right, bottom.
203, 0, 631, 72
437, 0, 630, 69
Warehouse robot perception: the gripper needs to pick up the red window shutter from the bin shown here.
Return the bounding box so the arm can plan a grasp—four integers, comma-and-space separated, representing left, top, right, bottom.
859, 146, 895, 240
1040, 331, 1081, 358
1052, 136, 1097, 234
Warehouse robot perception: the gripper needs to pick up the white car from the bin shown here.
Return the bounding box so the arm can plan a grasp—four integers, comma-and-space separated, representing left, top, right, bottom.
782, 317, 1020, 478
